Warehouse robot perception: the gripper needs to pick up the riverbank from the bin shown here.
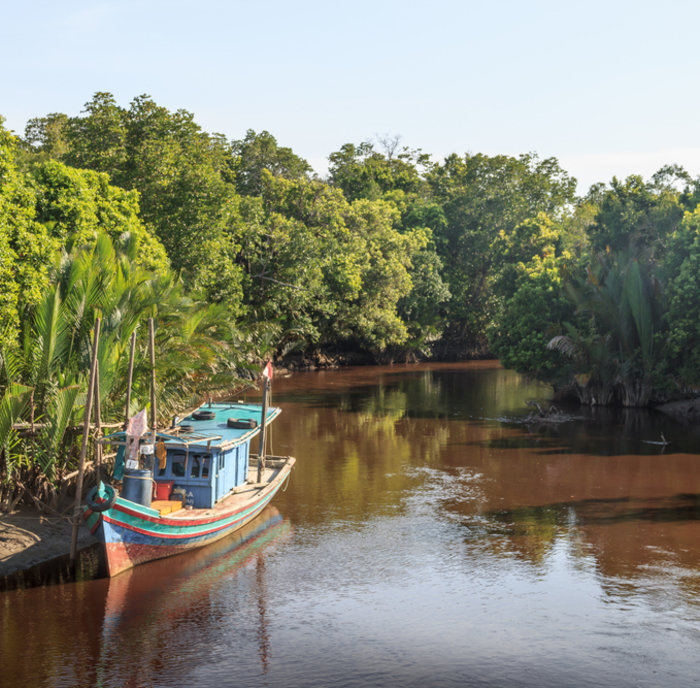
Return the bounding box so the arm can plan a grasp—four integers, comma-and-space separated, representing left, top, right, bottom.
656, 397, 700, 422
0, 505, 97, 578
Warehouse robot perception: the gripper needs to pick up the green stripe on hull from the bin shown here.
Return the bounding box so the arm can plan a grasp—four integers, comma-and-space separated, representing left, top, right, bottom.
97, 474, 288, 540
110, 495, 274, 538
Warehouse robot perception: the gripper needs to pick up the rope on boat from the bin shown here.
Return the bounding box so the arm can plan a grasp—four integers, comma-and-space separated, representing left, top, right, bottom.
281, 470, 292, 492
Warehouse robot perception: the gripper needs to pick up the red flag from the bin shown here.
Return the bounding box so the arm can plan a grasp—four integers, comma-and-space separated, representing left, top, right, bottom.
262, 360, 273, 380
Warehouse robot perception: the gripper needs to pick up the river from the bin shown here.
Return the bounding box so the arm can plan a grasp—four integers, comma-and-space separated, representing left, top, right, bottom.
2, 362, 700, 687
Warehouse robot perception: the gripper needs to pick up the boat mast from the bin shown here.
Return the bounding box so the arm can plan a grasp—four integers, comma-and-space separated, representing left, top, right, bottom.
257, 363, 271, 482
148, 317, 157, 469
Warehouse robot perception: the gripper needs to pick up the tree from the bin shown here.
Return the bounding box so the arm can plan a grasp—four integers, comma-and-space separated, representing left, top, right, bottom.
488, 212, 575, 382
490, 253, 575, 384
664, 206, 700, 386
231, 129, 312, 197
427, 152, 576, 353
1, 231, 251, 505
31, 160, 169, 272
328, 140, 429, 202
396, 241, 451, 354
548, 248, 667, 406
586, 172, 686, 255
235, 172, 431, 358
22, 112, 70, 163
24, 93, 247, 312
64, 92, 128, 180
0, 120, 57, 351
341, 198, 424, 353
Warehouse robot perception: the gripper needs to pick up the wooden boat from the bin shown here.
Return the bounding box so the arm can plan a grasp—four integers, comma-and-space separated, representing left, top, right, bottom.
83, 401, 295, 577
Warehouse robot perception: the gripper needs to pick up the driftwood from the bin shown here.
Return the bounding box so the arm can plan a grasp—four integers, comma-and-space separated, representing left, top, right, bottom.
524, 400, 580, 424
642, 433, 670, 446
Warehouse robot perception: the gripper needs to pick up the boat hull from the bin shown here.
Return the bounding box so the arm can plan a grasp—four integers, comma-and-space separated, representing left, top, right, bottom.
84, 458, 294, 577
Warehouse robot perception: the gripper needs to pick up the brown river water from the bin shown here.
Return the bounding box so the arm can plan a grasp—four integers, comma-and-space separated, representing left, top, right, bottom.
2, 362, 700, 688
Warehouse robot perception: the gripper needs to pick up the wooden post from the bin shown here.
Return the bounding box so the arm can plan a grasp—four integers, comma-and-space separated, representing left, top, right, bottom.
257, 377, 270, 483
123, 331, 137, 430
149, 317, 157, 471
70, 317, 101, 563
93, 360, 102, 482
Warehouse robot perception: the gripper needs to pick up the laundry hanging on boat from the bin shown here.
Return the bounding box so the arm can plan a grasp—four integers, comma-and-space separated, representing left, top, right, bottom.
126, 408, 148, 462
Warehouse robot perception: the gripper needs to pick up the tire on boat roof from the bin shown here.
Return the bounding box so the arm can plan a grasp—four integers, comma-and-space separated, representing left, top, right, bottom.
178, 424, 194, 433
192, 410, 216, 421
227, 417, 258, 429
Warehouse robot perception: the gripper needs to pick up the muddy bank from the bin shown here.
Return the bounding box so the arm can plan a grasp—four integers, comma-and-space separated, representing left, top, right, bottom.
0, 505, 97, 579
655, 397, 700, 422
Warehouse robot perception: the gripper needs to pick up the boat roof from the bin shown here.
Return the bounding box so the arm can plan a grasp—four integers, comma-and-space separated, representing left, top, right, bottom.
101, 401, 281, 452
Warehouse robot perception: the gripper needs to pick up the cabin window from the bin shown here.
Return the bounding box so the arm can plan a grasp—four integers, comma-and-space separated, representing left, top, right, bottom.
190, 455, 201, 478
157, 467, 166, 477
171, 454, 186, 477
202, 457, 210, 479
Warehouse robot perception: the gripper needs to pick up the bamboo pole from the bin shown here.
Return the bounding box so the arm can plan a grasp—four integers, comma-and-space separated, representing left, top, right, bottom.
70, 317, 101, 563
257, 377, 270, 483
149, 317, 157, 472
123, 331, 137, 430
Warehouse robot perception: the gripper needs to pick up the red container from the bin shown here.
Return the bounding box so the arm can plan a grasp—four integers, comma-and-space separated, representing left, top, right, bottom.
153, 480, 174, 500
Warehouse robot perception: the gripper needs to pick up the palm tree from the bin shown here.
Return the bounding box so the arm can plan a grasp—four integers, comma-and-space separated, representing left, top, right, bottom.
548, 248, 666, 406
0, 231, 253, 508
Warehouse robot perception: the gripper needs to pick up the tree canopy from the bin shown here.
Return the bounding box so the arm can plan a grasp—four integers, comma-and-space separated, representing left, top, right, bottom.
7, 91, 700, 407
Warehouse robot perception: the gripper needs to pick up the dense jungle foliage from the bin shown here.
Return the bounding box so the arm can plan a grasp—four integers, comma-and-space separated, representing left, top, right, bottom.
3, 91, 700, 505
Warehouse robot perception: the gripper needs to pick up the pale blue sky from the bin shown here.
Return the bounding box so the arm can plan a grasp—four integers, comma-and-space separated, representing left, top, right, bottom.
2, 0, 699, 192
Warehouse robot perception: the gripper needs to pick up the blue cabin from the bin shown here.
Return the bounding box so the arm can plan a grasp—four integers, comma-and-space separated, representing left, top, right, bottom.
110, 402, 280, 509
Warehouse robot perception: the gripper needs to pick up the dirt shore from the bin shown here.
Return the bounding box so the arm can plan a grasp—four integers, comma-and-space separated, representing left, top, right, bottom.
0, 505, 97, 578
656, 397, 700, 422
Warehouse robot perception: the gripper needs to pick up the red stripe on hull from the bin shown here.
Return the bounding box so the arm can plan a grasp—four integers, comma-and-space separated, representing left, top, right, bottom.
102, 507, 256, 540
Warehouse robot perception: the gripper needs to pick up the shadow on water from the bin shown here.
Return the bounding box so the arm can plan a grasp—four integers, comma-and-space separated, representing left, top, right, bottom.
481, 403, 700, 456
0, 542, 105, 592
481, 493, 700, 529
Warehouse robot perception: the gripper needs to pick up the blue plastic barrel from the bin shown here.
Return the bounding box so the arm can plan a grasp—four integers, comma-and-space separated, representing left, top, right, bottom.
122, 468, 153, 507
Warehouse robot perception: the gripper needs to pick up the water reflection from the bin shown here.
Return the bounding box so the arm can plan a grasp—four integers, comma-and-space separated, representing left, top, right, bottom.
267, 362, 700, 685
4, 362, 700, 688
97, 506, 290, 688
269, 363, 700, 590
1, 508, 290, 688
273, 362, 551, 422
